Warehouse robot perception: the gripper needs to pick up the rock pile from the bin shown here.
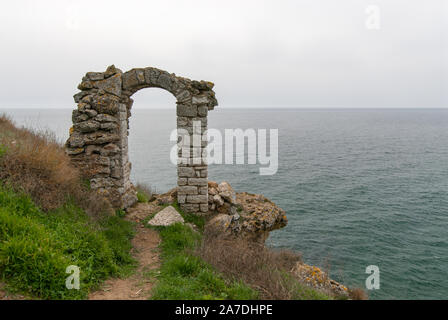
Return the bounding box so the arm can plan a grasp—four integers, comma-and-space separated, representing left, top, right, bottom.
208, 181, 238, 214
206, 181, 288, 243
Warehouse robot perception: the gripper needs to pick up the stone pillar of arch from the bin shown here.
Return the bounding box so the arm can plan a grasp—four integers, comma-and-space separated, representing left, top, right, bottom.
65, 65, 217, 214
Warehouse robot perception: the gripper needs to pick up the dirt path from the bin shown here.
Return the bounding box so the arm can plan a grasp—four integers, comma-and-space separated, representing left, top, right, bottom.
89, 202, 162, 300
0, 282, 27, 300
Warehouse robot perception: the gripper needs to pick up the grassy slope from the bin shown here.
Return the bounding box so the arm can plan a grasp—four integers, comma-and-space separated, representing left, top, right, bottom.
0, 185, 135, 299
0, 115, 136, 299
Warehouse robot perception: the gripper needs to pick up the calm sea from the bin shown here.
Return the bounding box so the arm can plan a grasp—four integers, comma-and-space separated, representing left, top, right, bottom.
2, 107, 448, 300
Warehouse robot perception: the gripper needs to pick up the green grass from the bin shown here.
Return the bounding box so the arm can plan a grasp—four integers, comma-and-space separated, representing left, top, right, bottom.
0, 184, 136, 299
0, 144, 6, 157
137, 191, 149, 203
149, 222, 257, 300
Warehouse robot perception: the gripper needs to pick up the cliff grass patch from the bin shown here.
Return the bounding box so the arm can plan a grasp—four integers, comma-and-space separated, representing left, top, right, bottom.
0, 185, 135, 299
136, 183, 155, 203
149, 222, 257, 300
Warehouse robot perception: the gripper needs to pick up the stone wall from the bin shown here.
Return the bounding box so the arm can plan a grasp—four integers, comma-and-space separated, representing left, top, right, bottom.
65, 65, 217, 213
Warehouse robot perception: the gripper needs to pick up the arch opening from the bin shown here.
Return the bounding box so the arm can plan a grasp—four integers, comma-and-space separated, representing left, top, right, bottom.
128, 88, 177, 193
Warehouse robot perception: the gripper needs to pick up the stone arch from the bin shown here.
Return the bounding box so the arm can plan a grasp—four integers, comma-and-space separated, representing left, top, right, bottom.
66, 65, 218, 213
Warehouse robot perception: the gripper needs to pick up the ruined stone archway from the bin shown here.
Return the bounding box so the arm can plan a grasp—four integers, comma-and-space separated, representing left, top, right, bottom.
65, 65, 217, 213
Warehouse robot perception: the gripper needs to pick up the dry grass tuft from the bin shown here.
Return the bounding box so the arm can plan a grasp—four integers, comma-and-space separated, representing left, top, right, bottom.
135, 182, 155, 203
198, 230, 305, 300
348, 287, 368, 300
0, 114, 112, 217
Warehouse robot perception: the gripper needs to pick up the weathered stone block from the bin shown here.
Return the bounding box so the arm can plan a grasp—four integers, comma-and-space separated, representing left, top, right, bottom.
86, 72, 104, 81
186, 195, 208, 204
157, 73, 173, 91
177, 104, 197, 117
104, 65, 121, 78
177, 186, 199, 195
67, 132, 85, 148
198, 105, 208, 117
122, 69, 139, 90
176, 90, 191, 103
178, 194, 186, 204
178, 166, 195, 178
136, 69, 145, 84
84, 132, 120, 145
74, 91, 90, 103
94, 73, 122, 96
100, 122, 118, 131
192, 95, 209, 105
188, 178, 208, 186
74, 120, 100, 133
85, 109, 98, 117
78, 80, 93, 90
144, 68, 160, 85
180, 204, 200, 213
66, 147, 84, 155
100, 143, 120, 156
91, 96, 120, 115
72, 110, 89, 123
95, 114, 117, 123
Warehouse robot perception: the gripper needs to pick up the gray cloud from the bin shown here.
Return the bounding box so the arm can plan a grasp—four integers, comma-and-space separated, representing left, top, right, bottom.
0, 0, 446, 108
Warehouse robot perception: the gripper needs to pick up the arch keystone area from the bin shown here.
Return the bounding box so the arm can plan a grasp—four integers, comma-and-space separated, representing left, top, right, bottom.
65, 65, 218, 213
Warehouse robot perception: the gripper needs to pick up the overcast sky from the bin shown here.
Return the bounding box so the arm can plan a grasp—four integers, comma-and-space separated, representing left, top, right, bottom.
0, 0, 446, 109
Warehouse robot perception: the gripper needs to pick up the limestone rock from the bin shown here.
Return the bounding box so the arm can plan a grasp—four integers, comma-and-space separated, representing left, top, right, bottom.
148, 206, 184, 227
206, 214, 233, 236
291, 263, 349, 298
104, 65, 122, 78
217, 181, 236, 204
213, 194, 224, 206
74, 120, 100, 133
94, 73, 122, 96
206, 181, 288, 243
155, 188, 177, 205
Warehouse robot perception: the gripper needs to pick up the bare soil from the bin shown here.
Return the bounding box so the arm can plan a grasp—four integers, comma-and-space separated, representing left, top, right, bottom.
88, 202, 162, 300
0, 282, 27, 300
